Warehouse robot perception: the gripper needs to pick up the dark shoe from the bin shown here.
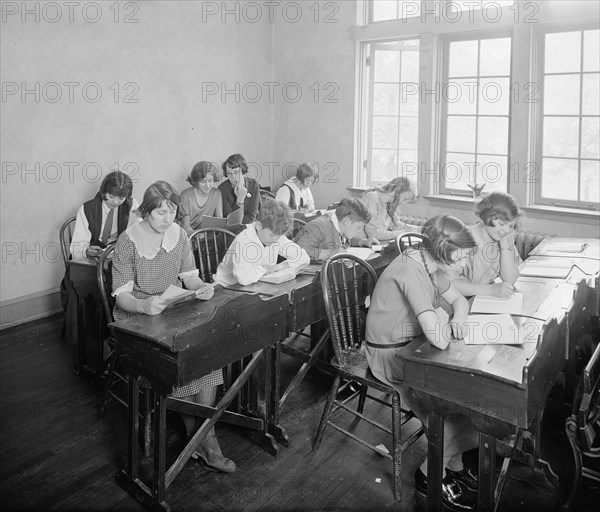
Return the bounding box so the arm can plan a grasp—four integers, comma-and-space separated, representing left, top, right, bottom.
446, 466, 478, 491
194, 449, 237, 473
414, 469, 476, 511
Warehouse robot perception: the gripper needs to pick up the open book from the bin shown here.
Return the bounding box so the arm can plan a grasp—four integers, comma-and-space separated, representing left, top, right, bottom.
258, 266, 299, 284
463, 314, 522, 345
201, 209, 243, 229
160, 285, 196, 308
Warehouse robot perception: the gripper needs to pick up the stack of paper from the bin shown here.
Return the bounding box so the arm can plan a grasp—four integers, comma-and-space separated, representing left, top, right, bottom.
520, 259, 573, 278
471, 293, 524, 315
463, 314, 521, 345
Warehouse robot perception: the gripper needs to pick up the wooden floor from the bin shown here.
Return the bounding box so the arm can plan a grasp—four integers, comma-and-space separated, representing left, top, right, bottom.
1, 313, 598, 512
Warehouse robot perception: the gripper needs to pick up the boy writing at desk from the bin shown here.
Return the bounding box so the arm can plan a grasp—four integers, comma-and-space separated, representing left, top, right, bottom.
293, 198, 379, 262
214, 199, 309, 286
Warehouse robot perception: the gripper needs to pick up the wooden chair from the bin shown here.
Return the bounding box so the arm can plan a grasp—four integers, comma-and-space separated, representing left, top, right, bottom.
395, 232, 424, 254
514, 230, 547, 260
189, 228, 237, 283
563, 338, 600, 510
59, 216, 76, 267
313, 253, 424, 500
290, 218, 307, 239
96, 245, 153, 456
259, 189, 275, 205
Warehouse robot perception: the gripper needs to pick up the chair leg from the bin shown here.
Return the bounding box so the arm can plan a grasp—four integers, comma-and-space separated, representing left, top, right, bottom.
313, 375, 342, 451
562, 417, 583, 511
357, 384, 368, 414
392, 392, 402, 501
98, 351, 118, 418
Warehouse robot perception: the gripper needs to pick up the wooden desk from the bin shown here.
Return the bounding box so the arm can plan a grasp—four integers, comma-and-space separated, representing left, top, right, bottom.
69, 257, 107, 379
110, 289, 288, 512
397, 272, 587, 511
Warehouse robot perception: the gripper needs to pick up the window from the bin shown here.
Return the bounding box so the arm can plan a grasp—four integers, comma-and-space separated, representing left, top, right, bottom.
360, 39, 420, 186
536, 28, 600, 209
371, 0, 421, 22
439, 35, 512, 195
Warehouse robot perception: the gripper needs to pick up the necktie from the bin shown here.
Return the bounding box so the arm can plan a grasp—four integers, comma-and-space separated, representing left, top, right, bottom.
101, 208, 115, 245
341, 235, 349, 249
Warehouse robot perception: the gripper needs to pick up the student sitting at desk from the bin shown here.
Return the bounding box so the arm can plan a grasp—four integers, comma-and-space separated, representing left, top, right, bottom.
359, 177, 421, 242
219, 153, 260, 224
111, 181, 237, 473
179, 161, 223, 235
364, 214, 479, 511
70, 171, 139, 259
274, 162, 317, 212
448, 192, 522, 298
293, 198, 379, 262
214, 199, 309, 286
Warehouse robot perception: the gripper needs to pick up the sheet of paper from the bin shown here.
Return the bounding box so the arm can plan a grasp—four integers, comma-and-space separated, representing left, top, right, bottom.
463, 314, 521, 345
520, 260, 573, 278
545, 241, 587, 253
471, 293, 523, 315
345, 247, 374, 260
160, 285, 196, 307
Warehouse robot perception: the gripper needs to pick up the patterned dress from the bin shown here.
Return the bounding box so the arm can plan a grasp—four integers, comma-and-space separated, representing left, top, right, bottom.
112, 221, 223, 397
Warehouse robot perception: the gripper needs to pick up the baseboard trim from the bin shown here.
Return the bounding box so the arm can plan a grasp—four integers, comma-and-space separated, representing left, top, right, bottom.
0, 289, 63, 330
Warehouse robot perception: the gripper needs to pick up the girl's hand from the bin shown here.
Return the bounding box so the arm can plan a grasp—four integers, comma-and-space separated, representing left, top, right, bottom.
86, 246, 103, 258
499, 232, 516, 250
195, 282, 214, 301
141, 296, 167, 316
491, 281, 515, 298
234, 181, 248, 203
359, 237, 380, 248
449, 321, 464, 340
265, 261, 289, 275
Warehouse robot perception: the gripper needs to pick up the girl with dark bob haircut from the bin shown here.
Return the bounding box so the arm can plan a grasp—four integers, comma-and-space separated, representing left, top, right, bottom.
365, 214, 479, 510
275, 162, 317, 212
136, 181, 184, 224
218, 153, 261, 224
447, 192, 522, 298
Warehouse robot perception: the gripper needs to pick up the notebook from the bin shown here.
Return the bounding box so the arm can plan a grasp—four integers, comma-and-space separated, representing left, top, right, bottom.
160, 285, 196, 307
463, 314, 521, 345
520, 259, 573, 278
471, 293, 524, 315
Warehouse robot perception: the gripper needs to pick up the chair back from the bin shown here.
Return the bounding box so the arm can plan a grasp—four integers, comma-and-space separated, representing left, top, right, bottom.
59, 216, 76, 267
395, 232, 424, 254
514, 230, 547, 260
320, 253, 379, 368
96, 245, 115, 324
574, 339, 600, 451
189, 228, 237, 283
291, 218, 307, 239
259, 189, 275, 204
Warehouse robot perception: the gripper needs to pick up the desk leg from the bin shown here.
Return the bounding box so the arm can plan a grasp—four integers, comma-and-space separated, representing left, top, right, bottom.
478, 433, 496, 512
427, 411, 443, 512
153, 394, 167, 503
268, 343, 289, 447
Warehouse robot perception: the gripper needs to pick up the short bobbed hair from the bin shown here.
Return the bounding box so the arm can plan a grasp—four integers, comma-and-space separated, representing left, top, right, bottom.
475, 192, 522, 227
137, 181, 183, 223
222, 154, 248, 176
187, 161, 219, 187
335, 198, 371, 224
257, 199, 293, 236
100, 171, 133, 200
296, 163, 317, 185
365, 177, 416, 218
422, 215, 477, 265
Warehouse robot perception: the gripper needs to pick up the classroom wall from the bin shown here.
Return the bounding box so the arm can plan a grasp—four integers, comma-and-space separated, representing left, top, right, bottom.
1, 1, 275, 326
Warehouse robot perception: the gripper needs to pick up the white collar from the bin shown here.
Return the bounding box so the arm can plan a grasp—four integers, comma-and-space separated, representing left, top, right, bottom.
127, 221, 180, 259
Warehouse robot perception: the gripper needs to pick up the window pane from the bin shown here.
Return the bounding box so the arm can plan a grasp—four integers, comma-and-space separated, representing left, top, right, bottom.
544, 75, 581, 115
398, 150, 418, 171
401, 83, 419, 115
372, 0, 398, 22
541, 158, 579, 200
545, 32, 581, 74
374, 51, 400, 82
372, 149, 398, 182
479, 77, 510, 115
449, 40, 478, 77
581, 160, 600, 202
398, 116, 418, 148
478, 117, 509, 154
479, 38, 511, 77
373, 84, 400, 115
582, 117, 600, 159
401, 51, 420, 82
372, 116, 398, 148
450, 0, 515, 9
582, 74, 600, 115
477, 154, 508, 193
543, 117, 580, 158
447, 79, 478, 115
584, 30, 600, 72
444, 153, 476, 191
446, 116, 477, 153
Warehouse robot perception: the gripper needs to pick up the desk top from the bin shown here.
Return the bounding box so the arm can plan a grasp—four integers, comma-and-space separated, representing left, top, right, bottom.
529, 237, 599, 261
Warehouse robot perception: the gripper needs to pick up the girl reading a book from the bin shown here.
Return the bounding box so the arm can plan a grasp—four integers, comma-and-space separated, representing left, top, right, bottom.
448, 192, 522, 298
112, 181, 237, 473
179, 161, 224, 235
214, 199, 309, 286
364, 214, 479, 510
274, 162, 317, 212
